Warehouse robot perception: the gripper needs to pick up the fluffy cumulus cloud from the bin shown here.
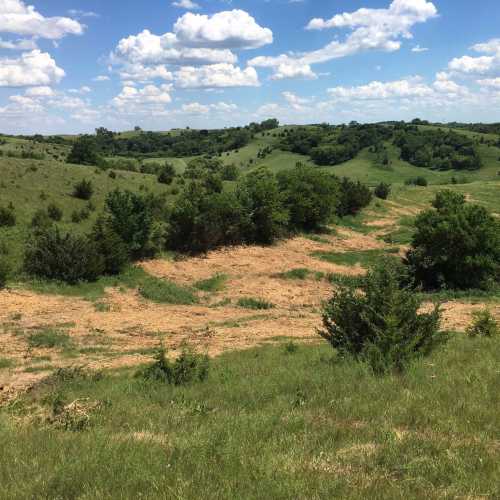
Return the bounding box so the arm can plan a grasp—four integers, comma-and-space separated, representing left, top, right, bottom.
119, 63, 173, 83
174, 63, 259, 88
0, 0, 84, 39
477, 77, 500, 89
448, 39, 500, 76
0, 50, 65, 87
0, 36, 36, 50
172, 0, 200, 10
112, 84, 173, 111
249, 0, 437, 80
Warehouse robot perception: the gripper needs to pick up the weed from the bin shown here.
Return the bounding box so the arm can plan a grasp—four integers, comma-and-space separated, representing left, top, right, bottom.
237, 297, 274, 310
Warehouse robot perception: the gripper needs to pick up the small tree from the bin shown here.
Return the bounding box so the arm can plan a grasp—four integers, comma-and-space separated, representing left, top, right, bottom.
466, 310, 498, 337
158, 163, 176, 185
406, 191, 500, 290
67, 136, 100, 166
277, 163, 339, 232
319, 260, 444, 374
90, 218, 130, 275
374, 182, 391, 200
47, 203, 63, 222
73, 179, 94, 200
336, 177, 373, 216
0, 206, 16, 227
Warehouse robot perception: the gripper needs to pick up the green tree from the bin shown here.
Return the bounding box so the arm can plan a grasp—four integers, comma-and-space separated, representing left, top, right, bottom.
320, 260, 444, 374
277, 163, 339, 231
405, 191, 500, 290
67, 136, 101, 166
237, 166, 288, 245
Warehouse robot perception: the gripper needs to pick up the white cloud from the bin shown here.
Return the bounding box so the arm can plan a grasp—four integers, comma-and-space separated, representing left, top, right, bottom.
477, 77, 500, 89
93, 75, 110, 82
327, 77, 433, 100
282, 91, 311, 110
25, 85, 54, 97
448, 38, 500, 76
172, 0, 200, 10
0, 0, 84, 39
119, 64, 173, 82
68, 86, 91, 94
0, 37, 37, 50
272, 62, 317, 80
412, 45, 428, 52
0, 50, 65, 87
174, 63, 259, 88
181, 102, 210, 114
249, 0, 437, 80
112, 84, 173, 110
67, 9, 99, 19
173, 10, 272, 49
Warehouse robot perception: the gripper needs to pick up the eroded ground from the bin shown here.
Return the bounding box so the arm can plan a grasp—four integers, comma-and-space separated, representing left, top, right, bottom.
1, 202, 498, 400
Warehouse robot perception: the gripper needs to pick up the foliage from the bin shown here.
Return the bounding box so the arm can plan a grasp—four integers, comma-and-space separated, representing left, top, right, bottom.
28, 328, 72, 349
336, 177, 373, 216
405, 176, 428, 186
47, 203, 63, 222
138, 276, 198, 305
406, 191, 500, 290
24, 226, 104, 284
237, 166, 288, 245
0, 258, 10, 288
72, 179, 94, 200
157, 162, 176, 185
138, 347, 209, 385
67, 135, 101, 166
237, 297, 274, 310
103, 189, 154, 259
465, 309, 498, 337
374, 182, 391, 200
320, 260, 444, 373
0, 205, 16, 227
277, 163, 339, 231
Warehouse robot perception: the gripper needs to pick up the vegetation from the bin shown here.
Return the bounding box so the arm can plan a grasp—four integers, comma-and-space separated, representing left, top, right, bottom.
466, 309, 498, 337
237, 297, 275, 310
320, 261, 444, 373
406, 191, 500, 290
72, 179, 94, 200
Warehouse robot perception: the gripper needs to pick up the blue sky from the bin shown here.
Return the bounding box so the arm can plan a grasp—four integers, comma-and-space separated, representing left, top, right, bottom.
0, 0, 499, 134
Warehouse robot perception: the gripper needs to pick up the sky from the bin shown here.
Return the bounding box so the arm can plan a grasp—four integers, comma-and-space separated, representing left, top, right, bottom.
0, 0, 499, 134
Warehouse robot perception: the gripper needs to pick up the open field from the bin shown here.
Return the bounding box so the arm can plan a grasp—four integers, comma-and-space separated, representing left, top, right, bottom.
1, 124, 499, 498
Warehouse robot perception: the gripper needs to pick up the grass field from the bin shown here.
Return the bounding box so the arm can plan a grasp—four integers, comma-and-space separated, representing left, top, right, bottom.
0, 334, 499, 499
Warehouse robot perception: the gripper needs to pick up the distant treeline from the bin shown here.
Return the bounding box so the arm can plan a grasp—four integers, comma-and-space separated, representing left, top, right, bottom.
280, 122, 484, 171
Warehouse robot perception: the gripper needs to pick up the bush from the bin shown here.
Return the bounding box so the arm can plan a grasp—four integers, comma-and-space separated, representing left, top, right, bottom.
374, 182, 391, 200
67, 136, 101, 166
73, 179, 94, 200
405, 191, 500, 290
24, 226, 104, 284
47, 203, 63, 221
337, 177, 373, 216
0, 206, 16, 227
237, 166, 288, 245
319, 260, 445, 374
138, 347, 209, 385
221, 163, 239, 181
158, 163, 176, 185
90, 218, 129, 275
277, 163, 339, 231
31, 209, 53, 230
0, 258, 10, 288
466, 310, 498, 337
405, 176, 428, 187
237, 297, 274, 310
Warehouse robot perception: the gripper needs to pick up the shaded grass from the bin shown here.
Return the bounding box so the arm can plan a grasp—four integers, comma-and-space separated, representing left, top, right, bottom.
194, 273, 228, 292
237, 297, 275, 310
27, 329, 72, 349
1, 335, 499, 499
313, 249, 400, 268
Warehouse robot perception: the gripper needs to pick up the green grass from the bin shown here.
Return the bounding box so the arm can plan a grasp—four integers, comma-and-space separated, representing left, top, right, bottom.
276, 268, 312, 280
313, 249, 400, 268
194, 273, 228, 292
1, 335, 499, 498
237, 297, 275, 310
0, 357, 15, 369
18, 265, 197, 304
27, 328, 72, 349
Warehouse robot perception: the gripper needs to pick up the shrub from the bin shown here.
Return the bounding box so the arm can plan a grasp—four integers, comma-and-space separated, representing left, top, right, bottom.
158, 162, 176, 185
277, 164, 339, 231
221, 163, 239, 181
73, 179, 94, 200
337, 177, 373, 216
374, 182, 391, 200
466, 310, 498, 337
24, 226, 104, 284
405, 176, 428, 187
67, 136, 101, 166
0, 258, 10, 289
237, 166, 288, 245
405, 191, 500, 290
47, 203, 63, 221
237, 297, 274, 310
138, 347, 209, 385
90, 218, 129, 275
319, 260, 445, 374
71, 208, 90, 224
31, 209, 53, 230
0, 206, 16, 227
103, 189, 154, 259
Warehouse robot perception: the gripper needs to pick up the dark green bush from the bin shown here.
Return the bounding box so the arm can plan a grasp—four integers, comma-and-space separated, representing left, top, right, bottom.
90, 218, 129, 275
0, 206, 16, 227
67, 136, 101, 166
277, 163, 339, 231
47, 203, 63, 222
374, 182, 391, 200
138, 347, 209, 385
319, 260, 444, 374
24, 226, 104, 284
73, 179, 94, 200
405, 191, 500, 290
221, 163, 239, 181
337, 177, 373, 216
237, 166, 288, 245
405, 176, 428, 187
158, 163, 176, 185
0, 258, 10, 288
31, 209, 53, 230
